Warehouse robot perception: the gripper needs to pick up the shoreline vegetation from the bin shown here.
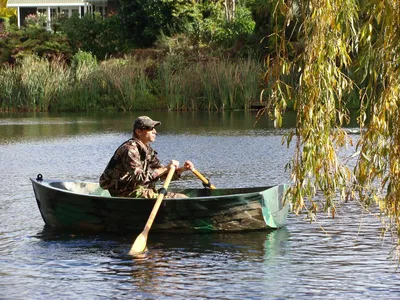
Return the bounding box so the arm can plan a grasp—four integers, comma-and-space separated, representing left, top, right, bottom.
0, 1, 271, 113
0, 2, 362, 114
0, 51, 266, 113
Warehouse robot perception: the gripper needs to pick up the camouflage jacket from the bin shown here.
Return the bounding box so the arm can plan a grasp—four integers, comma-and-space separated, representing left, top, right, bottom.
99, 138, 164, 197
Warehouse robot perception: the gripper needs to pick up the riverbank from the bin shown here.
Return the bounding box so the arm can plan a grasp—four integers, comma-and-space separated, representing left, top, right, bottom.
0, 51, 270, 113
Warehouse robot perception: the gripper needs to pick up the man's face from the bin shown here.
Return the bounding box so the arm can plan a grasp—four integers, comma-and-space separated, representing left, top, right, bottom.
135, 126, 157, 144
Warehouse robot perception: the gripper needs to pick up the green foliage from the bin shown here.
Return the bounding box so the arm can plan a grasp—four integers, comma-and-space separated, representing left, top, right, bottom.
0, 25, 71, 64
266, 0, 400, 237
24, 12, 47, 28
118, 0, 204, 47
246, 0, 279, 34
244, 0, 286, 55
118, 0, 254, 48
266, 0, 358, 216
0, 52, 263, 112
70, 50, 98, 83
118, 0, 175, 47
155, 54, 263, 110
153, 1, 257, 57
0, 16, 9, 30
0, 63, 21, 110
213, 6, 255, 46
59, 13, 127, 59
0, 55, 72, 111
71, 50, 97, 68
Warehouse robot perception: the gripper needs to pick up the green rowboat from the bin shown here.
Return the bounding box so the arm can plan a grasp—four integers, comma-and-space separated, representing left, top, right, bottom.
30, 174, 290, 233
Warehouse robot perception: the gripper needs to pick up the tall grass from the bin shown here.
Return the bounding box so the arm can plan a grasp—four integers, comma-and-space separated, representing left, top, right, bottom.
157, 56, 184, 110
0, 53, 265, 112
0, 55, 73, 111
0, 66, 22, 111
156, 55, 264, 111
96, 58, 160, 111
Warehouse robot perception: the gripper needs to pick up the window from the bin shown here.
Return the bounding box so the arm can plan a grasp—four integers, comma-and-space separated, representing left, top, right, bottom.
37, 8, 46, 15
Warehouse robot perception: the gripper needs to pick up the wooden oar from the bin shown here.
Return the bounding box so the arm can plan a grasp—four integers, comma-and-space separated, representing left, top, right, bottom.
129, 166, 176, 256
191, 168, 216, 189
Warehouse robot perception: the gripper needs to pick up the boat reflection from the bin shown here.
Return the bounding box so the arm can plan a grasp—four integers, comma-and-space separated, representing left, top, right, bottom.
33, 226, 290, 294
34, 226, 290, 260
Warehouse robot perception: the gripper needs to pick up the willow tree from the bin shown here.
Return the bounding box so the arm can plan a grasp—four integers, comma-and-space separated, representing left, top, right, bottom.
265, 0, 400, 234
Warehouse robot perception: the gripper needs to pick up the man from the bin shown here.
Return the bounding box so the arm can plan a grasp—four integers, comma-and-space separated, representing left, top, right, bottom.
99, 116, 194, 198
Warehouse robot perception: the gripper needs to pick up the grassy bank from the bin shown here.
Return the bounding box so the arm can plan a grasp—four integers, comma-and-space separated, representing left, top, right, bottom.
0, 53, 265, 112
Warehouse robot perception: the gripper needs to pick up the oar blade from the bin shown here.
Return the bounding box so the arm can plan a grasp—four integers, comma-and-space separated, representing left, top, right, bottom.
128, 166, 177, 256
128, 232, 147, 256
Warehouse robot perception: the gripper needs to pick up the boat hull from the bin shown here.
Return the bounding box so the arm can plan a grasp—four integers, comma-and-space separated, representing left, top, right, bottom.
31, 176, 290, 233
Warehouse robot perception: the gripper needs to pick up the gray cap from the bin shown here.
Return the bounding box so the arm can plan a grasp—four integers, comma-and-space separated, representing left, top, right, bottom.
133, 116, 161, 131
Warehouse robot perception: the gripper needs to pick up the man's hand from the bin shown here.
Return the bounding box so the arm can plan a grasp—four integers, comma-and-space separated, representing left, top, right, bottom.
167, 160, 180, 169
183, 160, 194, 171
176, 160, 194, 176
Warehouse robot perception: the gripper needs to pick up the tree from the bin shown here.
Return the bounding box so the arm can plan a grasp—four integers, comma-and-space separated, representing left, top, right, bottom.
0, 0, 16, 18
265, 0, 400, 236
224, 0, 236, 22
59, 13, 126, 59
118, 0, 196, 47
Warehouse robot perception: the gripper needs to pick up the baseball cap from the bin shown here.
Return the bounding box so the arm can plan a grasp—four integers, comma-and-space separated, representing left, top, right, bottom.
133, 116, 161, 131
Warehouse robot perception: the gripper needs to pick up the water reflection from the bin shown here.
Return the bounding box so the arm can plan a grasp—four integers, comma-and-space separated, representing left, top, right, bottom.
34, 227, 290, 259
30, 227, 292, 298
0, 110, 299, 143
0, 109, 363, 144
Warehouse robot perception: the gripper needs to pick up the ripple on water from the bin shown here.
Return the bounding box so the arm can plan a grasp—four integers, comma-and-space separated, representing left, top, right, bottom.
1, 115, 400, 299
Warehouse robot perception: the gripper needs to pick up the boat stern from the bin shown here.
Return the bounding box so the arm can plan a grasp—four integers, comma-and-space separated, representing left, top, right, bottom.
260, 184, 290, 228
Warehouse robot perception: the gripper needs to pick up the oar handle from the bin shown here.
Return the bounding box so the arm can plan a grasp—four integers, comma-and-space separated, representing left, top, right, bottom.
192, 168, 216, 189
129, 166, 176, 256
143, 166, 176, 232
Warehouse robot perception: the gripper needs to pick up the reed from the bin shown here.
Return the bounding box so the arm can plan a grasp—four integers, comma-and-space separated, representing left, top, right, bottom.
130, 66, 160, 111
213, 60, 236, 110
156, 55, 185, 110
181, 63, 205, 110
99, 61, 136, 111
0, 53, 265, 112
155, 56, 263, 111
237, 56, 263, 109
0, 55, 73, 111
197, 65, 215, 110
0, 65, 22, 110
165, 63, 203, 110
194, 57, 263, 110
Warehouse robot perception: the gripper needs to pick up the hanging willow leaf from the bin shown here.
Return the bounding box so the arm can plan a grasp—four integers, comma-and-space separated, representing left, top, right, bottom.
262, 0, 400, 239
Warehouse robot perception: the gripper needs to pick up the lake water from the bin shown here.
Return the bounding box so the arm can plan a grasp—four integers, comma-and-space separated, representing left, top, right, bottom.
1, 111, 400, 299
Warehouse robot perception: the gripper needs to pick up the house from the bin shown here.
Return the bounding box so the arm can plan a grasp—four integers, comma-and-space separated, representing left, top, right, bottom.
6, 0, 118, 28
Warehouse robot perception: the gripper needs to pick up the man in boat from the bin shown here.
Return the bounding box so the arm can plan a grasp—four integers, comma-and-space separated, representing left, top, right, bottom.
99, 116, 194, 198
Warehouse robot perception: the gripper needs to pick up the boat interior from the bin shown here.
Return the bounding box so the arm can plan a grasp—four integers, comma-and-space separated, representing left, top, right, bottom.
48, 181, 270, 198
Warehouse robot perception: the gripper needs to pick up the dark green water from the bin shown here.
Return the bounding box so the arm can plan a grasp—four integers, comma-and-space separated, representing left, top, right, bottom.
1, 111, 399, 299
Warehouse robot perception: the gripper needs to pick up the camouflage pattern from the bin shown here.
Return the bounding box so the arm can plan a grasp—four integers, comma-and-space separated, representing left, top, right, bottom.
99, 138, 166, 198
133, 116, 161, 131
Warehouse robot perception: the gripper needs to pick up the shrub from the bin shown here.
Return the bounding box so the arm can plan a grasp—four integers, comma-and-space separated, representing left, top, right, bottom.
59, 13, 128, 59
0, 25, 71, 64
24, 12, 47, 28
199, 5, 255, 47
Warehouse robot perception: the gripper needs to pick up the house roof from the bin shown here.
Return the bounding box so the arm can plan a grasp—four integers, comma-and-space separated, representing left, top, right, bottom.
7, 0, 108, 6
